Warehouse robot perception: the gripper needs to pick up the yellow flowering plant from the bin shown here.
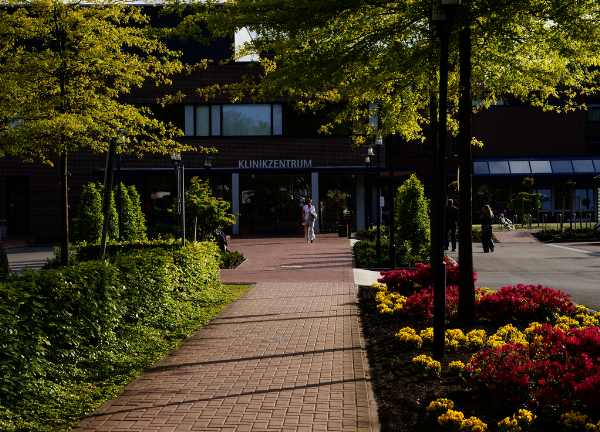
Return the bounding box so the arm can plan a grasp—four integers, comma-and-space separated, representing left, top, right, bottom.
449, 360, 465, 375
396, 327, 423, 349
461, 416, 488, 432
498, 417, 519, 432
426, 398, 454, 418
438, 409, 464, 431
560, 411, 590, 430
466, 329, 487, 351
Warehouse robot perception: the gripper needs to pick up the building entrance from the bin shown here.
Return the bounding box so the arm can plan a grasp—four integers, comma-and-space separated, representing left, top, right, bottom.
239, 174, 311, 233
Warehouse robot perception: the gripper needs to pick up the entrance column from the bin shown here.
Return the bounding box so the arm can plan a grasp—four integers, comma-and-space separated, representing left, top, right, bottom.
232, 173, 240, 235
311, 172, 319, 234
356, 174, 365, 230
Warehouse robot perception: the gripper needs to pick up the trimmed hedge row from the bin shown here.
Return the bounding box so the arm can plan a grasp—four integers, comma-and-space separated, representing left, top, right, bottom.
0, 242, 220, 409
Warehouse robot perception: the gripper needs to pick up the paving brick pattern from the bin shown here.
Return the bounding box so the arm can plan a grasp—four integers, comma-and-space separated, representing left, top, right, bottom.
493, 229, 541, 243
77, 234, 373, 431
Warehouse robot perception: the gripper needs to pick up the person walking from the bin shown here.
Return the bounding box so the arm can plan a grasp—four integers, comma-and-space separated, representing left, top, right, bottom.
480, 204, 495, 253
302, 198, 317, 243
445, 199, 459, 252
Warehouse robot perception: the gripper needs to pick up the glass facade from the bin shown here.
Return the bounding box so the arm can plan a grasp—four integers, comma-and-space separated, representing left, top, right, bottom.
319, 175, 356, 232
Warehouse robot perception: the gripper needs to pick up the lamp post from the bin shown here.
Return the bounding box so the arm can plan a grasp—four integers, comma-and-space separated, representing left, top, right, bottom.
375, 135, 384, 264
170, 150, 185, 246
432, 0, 461, 360
364, 155, 370, 229
368, 145, 374, 229
389, 133, 396, 270
116, 131, 127, 241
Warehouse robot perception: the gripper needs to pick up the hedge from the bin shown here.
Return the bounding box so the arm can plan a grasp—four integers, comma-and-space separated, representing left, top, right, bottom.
0, 241, 222, 427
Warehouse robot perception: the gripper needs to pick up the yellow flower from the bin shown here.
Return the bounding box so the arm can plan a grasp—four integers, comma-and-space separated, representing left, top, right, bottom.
461, 416, 488, 432
466, 329, 487, 350
560, 411, 589, 429
420, 327, 434, 344
425, 359, 441, 377
426, 398, 454, 417
497, 416, 519, 432
438, 409, 464, 430
449, 361, 465, 375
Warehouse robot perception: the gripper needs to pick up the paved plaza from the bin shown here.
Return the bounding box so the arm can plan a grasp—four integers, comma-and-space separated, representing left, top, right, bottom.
75, 234, 376, 432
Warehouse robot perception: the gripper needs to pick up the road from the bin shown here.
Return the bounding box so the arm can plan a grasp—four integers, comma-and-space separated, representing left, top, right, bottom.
6, 246, 55, 272
452, 241, 600, 312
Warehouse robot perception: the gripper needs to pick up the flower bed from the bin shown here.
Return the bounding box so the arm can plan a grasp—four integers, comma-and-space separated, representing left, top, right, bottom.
359, 283, 600, 431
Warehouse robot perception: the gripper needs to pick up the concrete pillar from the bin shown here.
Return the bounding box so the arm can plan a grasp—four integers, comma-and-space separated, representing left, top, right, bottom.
232, 173, 240, 235
311, 172, 319, 234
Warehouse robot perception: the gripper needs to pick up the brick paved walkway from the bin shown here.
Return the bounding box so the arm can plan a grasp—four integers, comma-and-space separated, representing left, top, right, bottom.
493, 229, 541, 243
76, 234, 374, 432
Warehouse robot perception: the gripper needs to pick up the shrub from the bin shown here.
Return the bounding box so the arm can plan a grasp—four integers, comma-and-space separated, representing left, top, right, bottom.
219, 250, 245, 269
353, 239, 419, 268
465, 324, 600, 412
394, 174, 430, 263
74, 182, 103, 243
476, 284, 575, 323
378, 258, 477, 292
0, 241, 221, 403
127, 185, 147, 241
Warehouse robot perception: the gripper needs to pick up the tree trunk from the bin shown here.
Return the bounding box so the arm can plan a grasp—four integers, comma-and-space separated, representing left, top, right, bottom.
429, 92, 438, 286
457, 25, 476, 325
61, 151, 70, 266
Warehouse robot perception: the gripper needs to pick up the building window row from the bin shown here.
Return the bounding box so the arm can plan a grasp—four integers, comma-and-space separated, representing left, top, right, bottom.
184, 104, 283, 137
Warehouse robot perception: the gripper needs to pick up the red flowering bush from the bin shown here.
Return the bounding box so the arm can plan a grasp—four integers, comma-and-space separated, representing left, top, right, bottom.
465, 324, 600, 412
476, 284, 575, 323
378, 259, 476, 292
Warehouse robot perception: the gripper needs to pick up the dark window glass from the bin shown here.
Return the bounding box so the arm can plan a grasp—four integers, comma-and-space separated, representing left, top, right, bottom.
488, 161, 510, 174
473, 162, 489, 174
550, 160, 573, 173
572, 160, 594, 173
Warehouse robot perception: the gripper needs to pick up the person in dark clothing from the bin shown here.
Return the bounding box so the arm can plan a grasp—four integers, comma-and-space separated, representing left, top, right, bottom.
445, 199, 459, 251
480, 205, 495, 253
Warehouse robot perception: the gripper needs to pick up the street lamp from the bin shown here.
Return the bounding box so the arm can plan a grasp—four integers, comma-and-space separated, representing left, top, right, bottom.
432, 0, 461, 360
364, 155, 371, 229
368, 145, 374, 229
170, 149, 185, 246
374, 135, 384, 265
116, 131, 127, 241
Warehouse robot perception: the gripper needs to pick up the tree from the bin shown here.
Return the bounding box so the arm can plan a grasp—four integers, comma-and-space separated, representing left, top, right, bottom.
394, 174, 431, 264
75, 182, 103, 243
184, 178, 236, 239
0, 0, 200, 265
127, 185, 147, 241
174, 0, 600, 325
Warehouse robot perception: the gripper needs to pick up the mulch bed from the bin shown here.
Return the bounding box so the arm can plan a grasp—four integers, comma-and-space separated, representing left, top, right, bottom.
357, 285, 564, 432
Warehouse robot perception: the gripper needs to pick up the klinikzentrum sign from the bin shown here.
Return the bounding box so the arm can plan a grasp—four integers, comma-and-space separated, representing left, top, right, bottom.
238, 159, 312, 168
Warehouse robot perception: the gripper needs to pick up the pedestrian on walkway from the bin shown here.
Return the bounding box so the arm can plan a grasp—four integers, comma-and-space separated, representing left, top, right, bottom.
445, 199, 459, 251
480, 204, 495, 253
302, 198, 317, 243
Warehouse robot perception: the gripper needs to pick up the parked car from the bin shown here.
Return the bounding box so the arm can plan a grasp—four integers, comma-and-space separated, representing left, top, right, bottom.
593, 223, 600, 239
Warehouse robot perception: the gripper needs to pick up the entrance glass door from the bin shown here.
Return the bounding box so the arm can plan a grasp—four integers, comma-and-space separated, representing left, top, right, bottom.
240, 174, 311, 233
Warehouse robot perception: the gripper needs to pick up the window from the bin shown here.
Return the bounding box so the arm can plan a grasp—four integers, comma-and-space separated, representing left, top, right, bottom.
534, 188, 551, 211
473, 162, 489, 174
223, 104, 271, 136
530, 160, 552, 173
488, 161, 510, 174
509, 161, 530, 174
587, 106, 600, 122
572, 160, 594, 173
184, 104, 282, 136
550, 160, 573, 173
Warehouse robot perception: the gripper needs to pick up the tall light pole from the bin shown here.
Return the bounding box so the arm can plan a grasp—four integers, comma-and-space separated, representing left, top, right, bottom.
365, 155, 371, 230
375, 135, 384, 264
368, 145, 374, 229
116, 131, 126, 241
171, 150, 185, 246
389, 133, 396, 270
432, 0, 461, 360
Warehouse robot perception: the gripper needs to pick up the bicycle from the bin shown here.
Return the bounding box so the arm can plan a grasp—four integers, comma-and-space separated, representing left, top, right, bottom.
497, 212, 515, 231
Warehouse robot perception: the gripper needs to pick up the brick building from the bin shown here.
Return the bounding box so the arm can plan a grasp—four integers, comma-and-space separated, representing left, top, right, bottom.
1, 6, 599, 239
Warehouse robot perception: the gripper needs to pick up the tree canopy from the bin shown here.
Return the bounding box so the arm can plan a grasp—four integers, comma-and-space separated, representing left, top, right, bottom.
0, 0, 205, 264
